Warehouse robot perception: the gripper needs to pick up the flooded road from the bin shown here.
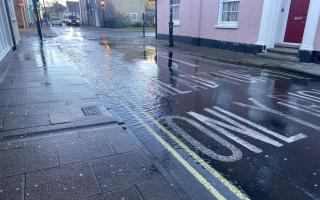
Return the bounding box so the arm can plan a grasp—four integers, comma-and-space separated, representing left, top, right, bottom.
52, 26, 320, 200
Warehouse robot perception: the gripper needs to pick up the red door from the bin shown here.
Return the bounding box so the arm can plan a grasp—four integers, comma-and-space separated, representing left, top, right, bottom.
284, 0, 310, 43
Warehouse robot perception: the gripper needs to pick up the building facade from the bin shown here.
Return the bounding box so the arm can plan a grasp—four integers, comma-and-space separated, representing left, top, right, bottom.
0, 0, 20, 68
25, 0, 34, 25
79, 0, 145, 27
106, 0, 145, 23
157, 0, 320, 63
12, 0, 31, 29
79, 0, 105, 27
66, 1, 81, 17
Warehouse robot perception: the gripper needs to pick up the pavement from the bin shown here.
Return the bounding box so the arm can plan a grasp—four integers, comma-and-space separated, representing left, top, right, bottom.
0, 33, 188, 200
141, 37, 320, 77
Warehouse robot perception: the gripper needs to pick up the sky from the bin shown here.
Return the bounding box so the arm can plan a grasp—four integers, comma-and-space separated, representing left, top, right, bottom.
45, 0, 79, 6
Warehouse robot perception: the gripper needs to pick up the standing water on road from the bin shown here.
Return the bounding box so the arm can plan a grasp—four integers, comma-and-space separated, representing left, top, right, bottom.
53, 26, 320, 200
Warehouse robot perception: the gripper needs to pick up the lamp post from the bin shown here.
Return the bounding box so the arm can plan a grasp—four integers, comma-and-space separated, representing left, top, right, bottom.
32, 0, 42, 40
101, 0, 105, 27
142, 13, 146, 37
168, 0, 174, 47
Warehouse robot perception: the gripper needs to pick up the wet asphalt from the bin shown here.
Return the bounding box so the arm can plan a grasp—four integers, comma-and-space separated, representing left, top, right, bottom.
50, 25, 320, 200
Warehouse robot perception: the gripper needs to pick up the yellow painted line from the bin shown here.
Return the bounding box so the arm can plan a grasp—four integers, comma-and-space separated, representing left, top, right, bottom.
124, 105, 226, 200
124, 104, 250, 200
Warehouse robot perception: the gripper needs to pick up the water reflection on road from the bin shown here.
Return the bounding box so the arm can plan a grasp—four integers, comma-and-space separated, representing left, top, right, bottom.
53, 26, 320, 200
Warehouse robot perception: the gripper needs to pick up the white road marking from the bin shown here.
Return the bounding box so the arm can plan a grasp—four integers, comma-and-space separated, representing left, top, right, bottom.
171, 76, 207, 90
165, 116, 243, 162
203, 108, 283, 147
277, 102, 320, 118
188, 111, 263, 153
219, 70, 264, 82
210, 72, 252, 83
155, 80, 192, 94
158, 54, 199, 67
234, 98, 320, 131
288, 92, 320, 104
158, 84, 178, 95
215, 106, 307, 143
196, 73, 241, 85
180, 75, 219, 88
297, 90, 320, 100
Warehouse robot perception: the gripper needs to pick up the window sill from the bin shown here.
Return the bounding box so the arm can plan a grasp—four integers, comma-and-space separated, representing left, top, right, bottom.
173, 21, 180, 26
215, 24, 238, 29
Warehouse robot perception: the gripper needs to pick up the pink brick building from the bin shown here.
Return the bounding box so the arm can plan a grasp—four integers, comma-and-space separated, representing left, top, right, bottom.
157, 0, 320, 63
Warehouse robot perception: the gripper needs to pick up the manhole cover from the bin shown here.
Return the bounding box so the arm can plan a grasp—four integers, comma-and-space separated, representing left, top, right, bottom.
81, 106, 102, 116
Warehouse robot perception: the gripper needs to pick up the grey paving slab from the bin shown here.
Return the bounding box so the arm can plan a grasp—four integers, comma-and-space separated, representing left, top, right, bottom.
0, 106, 7, 119
27, 101, 68, 116
7, 88, 29, 96
29, 87, 57, 95
82, 187, 142, 200
74, 116, 117, 128
105, 128, 141, 154
3, 114, 50, 131
28, 93, 58, 104
0, 128, 28, 138
6, 104, 28, 117
0, 139, 26, 151
0, 82, 14, 90
78, 124, 123, 138
14, 81, 43, 89
8, 95, 29, 105
26, 162, 100, 200
49, 112, 72, 124
0, 118, 3, 131
47, 78, 88, 87
57, 134, 115, 165
0, 94, 8, 106
91, 151, 161, 192
0, 175, 24, 200
0, 144, 59, 178
25, 122, 75, 136
27, 131, 79, 146
137, 177, 181, 200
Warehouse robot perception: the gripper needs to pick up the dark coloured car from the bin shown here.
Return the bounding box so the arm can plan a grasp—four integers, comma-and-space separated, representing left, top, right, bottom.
65, 15, 80, 26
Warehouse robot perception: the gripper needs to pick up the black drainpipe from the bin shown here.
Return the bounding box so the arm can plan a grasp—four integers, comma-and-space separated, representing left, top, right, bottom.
4, 0, 17, 51
155, 0, 157, 39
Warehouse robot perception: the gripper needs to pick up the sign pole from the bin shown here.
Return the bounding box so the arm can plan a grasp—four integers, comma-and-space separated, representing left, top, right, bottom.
32, 0, 43, 41
169, 0, 174, 47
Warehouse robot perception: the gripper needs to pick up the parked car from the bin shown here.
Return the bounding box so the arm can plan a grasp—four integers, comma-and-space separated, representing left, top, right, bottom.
65, 16, 80, 26
51, 17, 62, 26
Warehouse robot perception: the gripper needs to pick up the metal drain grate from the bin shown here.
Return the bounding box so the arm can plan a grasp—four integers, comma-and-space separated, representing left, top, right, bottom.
81, 106, 102, 116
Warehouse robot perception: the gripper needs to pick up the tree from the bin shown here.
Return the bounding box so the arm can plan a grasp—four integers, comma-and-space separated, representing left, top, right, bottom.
145, 0, 155, 9
51, 2, 66, 15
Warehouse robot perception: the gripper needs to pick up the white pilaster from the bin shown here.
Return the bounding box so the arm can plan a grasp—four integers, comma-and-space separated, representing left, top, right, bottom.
256, 0, 281, 49
256, 0, 272, 47
300, 0, 320, 51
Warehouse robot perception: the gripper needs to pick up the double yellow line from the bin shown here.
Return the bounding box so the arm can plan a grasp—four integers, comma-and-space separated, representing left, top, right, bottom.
123, 104, 250, 200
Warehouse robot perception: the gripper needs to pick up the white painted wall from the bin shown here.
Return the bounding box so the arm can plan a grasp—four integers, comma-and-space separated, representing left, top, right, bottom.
0, 0, 13, 62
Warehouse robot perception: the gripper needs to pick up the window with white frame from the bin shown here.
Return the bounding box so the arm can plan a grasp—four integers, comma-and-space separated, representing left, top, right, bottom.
219, 0, 240, 26
130, 13, 138, 22
170, 0, 180, 25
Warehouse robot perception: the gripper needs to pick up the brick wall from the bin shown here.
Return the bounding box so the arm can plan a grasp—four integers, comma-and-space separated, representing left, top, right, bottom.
109, 0, 145, 23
